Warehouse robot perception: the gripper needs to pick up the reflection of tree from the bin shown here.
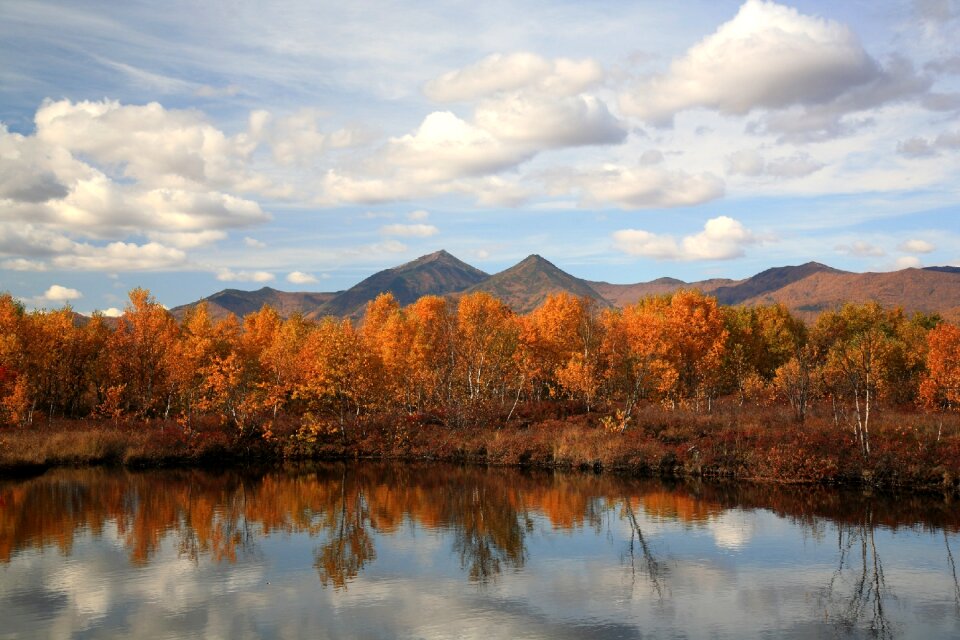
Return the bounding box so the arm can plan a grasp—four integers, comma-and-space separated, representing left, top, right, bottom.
313, 468, 376, 590
450, 483, 530, 584
946, 532, 960, 616
621, 497, 668, 600
819, 507, 893, 639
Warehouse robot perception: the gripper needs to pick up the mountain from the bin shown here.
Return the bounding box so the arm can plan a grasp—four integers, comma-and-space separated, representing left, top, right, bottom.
314, 250, 489, 318
463, 254, 606, 314
165, 254, 960, 325
711, 262, 845, 305
740, 268, 960, 322
588, 277, 739, 308
170, 287, 339, 321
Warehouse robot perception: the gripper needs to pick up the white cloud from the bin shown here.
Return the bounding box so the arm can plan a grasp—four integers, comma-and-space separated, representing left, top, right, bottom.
896, 130, 960, 157
407, 209, 430, 221
474, 93, 626, 148
621, 0, 929, 139
286, 271, 318, 284
216, 268, 275, 283
244, 236, 266, 248
43, 284, 83, 301
894, 255, 922, 269
612, 216, 758, 260
319, 54, 623, 206
559, 165, 724, 209
145, 230, 227, 249
99, 307, 123, 317
899, 238, 936, 253
380, 223, 439, 237
836, 240, 886, 257
34, 99, 260, 191
52, 241, 187, 271
2, 258, 47, 271
727, 150, 824, 178
0, 101, 273, 274
424, 52, 602, 102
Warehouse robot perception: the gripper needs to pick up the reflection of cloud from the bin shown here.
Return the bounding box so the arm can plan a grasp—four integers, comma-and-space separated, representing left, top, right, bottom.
710, 510, 756, 550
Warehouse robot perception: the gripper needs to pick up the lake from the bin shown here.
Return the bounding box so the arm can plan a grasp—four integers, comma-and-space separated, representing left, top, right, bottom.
1, 463, 959, 639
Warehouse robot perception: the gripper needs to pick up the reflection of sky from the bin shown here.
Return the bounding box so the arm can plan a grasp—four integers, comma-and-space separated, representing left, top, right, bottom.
1, 483, 960, 638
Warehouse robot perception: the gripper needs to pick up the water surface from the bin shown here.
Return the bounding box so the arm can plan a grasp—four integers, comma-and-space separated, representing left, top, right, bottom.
1, 463, 959, 639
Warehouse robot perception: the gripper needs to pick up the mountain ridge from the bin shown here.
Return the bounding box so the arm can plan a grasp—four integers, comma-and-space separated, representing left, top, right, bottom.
169, 251, 960, 323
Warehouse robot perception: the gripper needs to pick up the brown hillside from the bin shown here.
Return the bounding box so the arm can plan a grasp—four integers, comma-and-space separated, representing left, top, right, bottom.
171, 287, 338, 321
589, 278, 738, 308
313, 250, 488, 319
464, 255, 607, 314
739, 268, 960, 322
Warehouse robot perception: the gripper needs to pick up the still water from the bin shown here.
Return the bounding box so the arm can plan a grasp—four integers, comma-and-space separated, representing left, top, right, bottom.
1, 463, 959, 639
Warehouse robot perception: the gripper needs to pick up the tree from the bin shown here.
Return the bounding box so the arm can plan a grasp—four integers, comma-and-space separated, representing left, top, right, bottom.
104, 288, 180, 417
920, 322, 960, 412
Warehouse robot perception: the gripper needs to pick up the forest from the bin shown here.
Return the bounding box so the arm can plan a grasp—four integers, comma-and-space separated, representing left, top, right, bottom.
1, 287, 959, 487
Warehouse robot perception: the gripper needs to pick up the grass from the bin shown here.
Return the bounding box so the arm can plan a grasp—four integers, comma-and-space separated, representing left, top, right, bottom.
2, 401, 959, 494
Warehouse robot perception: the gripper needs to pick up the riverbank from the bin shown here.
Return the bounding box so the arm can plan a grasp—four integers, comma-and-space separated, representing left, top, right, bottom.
2, 405, 959, 493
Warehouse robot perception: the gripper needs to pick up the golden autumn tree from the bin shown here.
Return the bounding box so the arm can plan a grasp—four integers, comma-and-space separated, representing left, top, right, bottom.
360, 293, 413, 412
662, 290, 728, 411
404, 295, 456, 412
813, 303, 908, 458
103, 288, 180, 418
0, 294, 28, 425
920, 322, 960, 412
452, 292, 520, 419
518, 293, 602, 409
297, 318, 376, 439
600, 296, 674, 430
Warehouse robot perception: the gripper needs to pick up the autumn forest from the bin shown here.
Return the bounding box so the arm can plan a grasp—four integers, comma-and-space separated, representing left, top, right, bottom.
1, 287, 959, 489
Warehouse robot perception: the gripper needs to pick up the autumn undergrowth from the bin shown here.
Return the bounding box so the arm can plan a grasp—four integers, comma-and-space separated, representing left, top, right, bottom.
3, 403, 959, 493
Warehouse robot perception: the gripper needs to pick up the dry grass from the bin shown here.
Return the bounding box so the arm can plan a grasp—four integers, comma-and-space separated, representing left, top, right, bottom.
3, 404, 959, 493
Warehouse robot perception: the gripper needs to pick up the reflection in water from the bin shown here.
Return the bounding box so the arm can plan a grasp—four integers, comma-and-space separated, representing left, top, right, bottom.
820, 508, 893, 639
1, 464, 960, 638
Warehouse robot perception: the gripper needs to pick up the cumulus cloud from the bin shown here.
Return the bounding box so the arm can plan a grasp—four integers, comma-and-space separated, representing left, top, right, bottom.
380, 223, 439, 237
894, 255, 922, 269
727, 150, 824, 178
1, 258, 47, 271
474, 93, 626, 148
612, 216, 758, 260
896, 130, 960, 157
836, 240, 886, 257
248, 108, 366, 165
52, 242, 187, 271
557, 165, 724, 209
145, 230, 227, 249
424, 52, 603, 102
899, 238, 936, 253
99, 307, 123, 317
286, 271, 318, 284
621, 0, 930, 139
216, 269, 275, 283
319, 52, 624, 205
43, 285, 83, 301
0, 100, 275, 274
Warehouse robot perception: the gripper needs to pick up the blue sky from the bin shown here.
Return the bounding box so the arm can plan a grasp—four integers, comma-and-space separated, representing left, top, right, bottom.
1, 0, 958, 313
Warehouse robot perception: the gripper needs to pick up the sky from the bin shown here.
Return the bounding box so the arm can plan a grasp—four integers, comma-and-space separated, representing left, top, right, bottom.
1, 0, 959, 314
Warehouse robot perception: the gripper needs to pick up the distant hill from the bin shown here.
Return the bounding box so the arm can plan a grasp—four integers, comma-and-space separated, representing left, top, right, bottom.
313, 250, 489, 318
740, 268, 960, 322
588, 277, 739, 308
170, 287, 339, 321
164, 254, 960, 324
711, 262, 844, 305
463, 254, 606, 314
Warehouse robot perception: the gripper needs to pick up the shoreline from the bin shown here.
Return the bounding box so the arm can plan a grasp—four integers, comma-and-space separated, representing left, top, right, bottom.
3, 409, 958, 495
